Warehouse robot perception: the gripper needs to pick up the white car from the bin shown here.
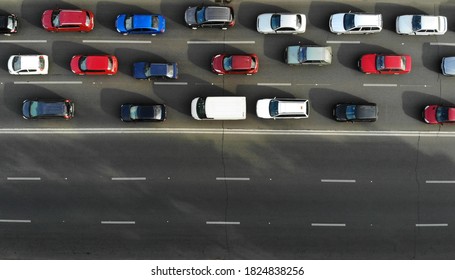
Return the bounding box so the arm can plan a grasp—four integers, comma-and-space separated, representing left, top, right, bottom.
256, 98, 309, 119
396, 15, 447, 35
8, 55, 49, 75
329, 13, 382, 34
257, 13, 306, 34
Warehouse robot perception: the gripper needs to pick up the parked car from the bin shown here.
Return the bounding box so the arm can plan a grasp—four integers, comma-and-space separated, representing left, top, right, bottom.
256, 13, 306, 34
333, 103, 378, 122
256, 98, 309, 119
120, 104, 166, 122
184, 5, 234, 29
0, 14, 18, 35
70, 55, 118, 75
22, 99, 74, 120
8, 55, 49, 75
441, 57, 455, 76
211, 54, 259, 75
396, 15, 447, 35
423, 105, 455, 124
191, 96, 246, 120
285, 45, 332, 65
329, 13, 382, 34
358, 54, 411, 74
41, 9, 94, 32
133, 62, 178, 79
116, 14, 165, 35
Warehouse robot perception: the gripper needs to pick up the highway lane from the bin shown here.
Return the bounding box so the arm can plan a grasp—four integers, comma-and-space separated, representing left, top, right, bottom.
1, 0, 455, 259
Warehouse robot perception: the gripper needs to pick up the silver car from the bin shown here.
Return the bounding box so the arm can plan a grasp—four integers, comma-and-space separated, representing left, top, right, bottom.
442, 57, 455, 76
329, 13, 382, 34
285, 45, 332, 66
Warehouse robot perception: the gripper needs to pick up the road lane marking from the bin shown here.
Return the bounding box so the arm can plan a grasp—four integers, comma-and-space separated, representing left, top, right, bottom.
206, 221, 240, 225
0, 219, 31, 223
257, 83, 292, 86
187, 41, 255, 44
295, 83, 331, 86
426, 180, 455, 184
14, 81, 82, 85
416, 223, 448, 227
321, 179, 356, 183
430, 42, 455, 46
400, 84, 430, 88
101, 221, 135, 224
111, 177, 146, 181
7, 177, 41, 181
83, 40, 151, 44
154, 82, 188, 85
0, 40, 47, 43
311, 223, 346, 227
216, 177, 250, 181
326, 40, 360, 44
363, 83, 397, 87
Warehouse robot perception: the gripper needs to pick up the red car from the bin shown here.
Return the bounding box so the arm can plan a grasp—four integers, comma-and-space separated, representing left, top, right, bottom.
358, 54, 411, 74
70, 55, 118, 75
211, 54, 259, 75
423, 105, 455, 124
42, 9, 94, 32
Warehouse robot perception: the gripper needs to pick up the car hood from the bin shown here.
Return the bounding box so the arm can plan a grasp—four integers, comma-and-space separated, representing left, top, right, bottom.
133, 62, 148, 79
41, 10, 53, 29
22, 101, 31, 119
211, 54, 224, 73
115, 14, 127, 32
257, 14, 273, 32
424, 105, 438, 123
256, 99, 272, 118
359, 54, 377, 73
329, 13, 345, 32
185, 7, 197, 25
120, 104, 132, 121
334, 104, 348, 121
442, 57, 455, 75
285, 45, 300, 64
396, 15, 413, 33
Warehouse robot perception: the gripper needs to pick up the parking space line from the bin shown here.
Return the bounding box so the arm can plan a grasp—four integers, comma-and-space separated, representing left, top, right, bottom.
83, 40, 151, 44
206, 221, 240, 225
187, 41, 255, 44
0, 219, 31, 223
14, 81, 82, 85
321, 179, 356, 183
216, 177, 250, 181
257, 83, 292, 86
154, 82, 188, 85
0, 40, 47, 43
416, 223, 448, 227
101, 221, 136, 224
311, 223, 346, 227
7, 177, 41, 181
429, 42, 455, 46
111, 177, 146, 181
295, 83, 331, 86
363, 83, 397, 87
426, 180, 455, 184
326, 40, 360, 44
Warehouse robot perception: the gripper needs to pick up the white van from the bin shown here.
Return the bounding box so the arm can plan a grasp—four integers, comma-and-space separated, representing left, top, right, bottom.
191, 96, 247, 120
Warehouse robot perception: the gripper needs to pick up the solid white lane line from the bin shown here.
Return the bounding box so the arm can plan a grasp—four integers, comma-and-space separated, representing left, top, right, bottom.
321, 179, 356, 183
257, 83, 292, 86
14, 81, 82, 85
326, 40, 360, 44
311, 223, 346, 227
416, 223, 448, 227
0, 219, 31, 223
0, 40, 47, 43
111, 177, 146, 181
363, 83, 397, 87
216, 177, 250, 181
83, 40, 151, 44
430, 42, 455, 46
101, 221, 135, 224
187, 41, 255, 44
7, 177, 41, 181
426, 180, 455, 184
206, 221, 240, 225
154, 82, 188, 85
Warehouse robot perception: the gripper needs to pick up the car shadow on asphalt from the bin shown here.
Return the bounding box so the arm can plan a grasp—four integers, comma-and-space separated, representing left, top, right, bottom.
422, 43, 455, 74
237, 2, 290, 31
21, 0, 79, 28
263, 36, 318, 62
51, 41, 106, 72
96, 2, 152, 31
0, 44, 38, 73
374, 3, 426, 32
402, 91, 452, 122
337, 43, 395, 71
308, 2, 365, 32
114, 48, 167, 76
160, 1, 192, 27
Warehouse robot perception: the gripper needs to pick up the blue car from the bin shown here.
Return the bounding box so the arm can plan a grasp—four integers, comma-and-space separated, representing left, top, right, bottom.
116, 14, 165, 35
133, 62, 178, 79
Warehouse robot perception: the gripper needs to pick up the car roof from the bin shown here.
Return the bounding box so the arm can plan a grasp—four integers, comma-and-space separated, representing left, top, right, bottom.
276, 99, 309, 116
231, 55, 253, 70
420, 15, 440, 29
132, 14, 154, 28
278, 14, 300, 28
356, 104, 378, 119
35, 100, 67, 116
383, 55, 405, 70
448, 107, 455, 121
205, 6, 232, 22
304, 46, 332, 61
19, 55, 41, 69
354, 14, 381, 27
59, 10, 86, 25
85, 56, 110, 70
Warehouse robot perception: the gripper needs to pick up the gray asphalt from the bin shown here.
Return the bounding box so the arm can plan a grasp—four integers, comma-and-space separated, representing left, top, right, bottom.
1, 0, 455, 259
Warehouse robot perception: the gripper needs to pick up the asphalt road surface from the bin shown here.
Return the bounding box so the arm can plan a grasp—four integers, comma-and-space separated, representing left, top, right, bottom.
1, 0, 455, 259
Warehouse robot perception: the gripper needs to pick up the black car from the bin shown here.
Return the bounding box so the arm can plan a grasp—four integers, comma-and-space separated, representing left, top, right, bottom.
333, 103, 378, 122
22, 99, 74, 120
0, 14, 18, 35
120, 104, 166, 122
184, 5, 235, 30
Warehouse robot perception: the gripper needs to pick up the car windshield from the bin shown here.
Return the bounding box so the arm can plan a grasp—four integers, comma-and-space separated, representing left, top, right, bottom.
130, 106, 139, 120
85, 12, 91, 26
29, 101, 39, 117
79, 57, 87, 71
376, 55, 385, 70
7, 16, 14, 29
196, 6, 206, 24
412, 16, 422, 31
166, 64, 174, 78
343, 14, 355, 30
39, 56, 45, 70
196, 97, 207, 119
152, 16, 159, 28
107, 58, 113, 70
271, 14, 281, 30
223, 56, 233, 71
12, 56, 20, 71
436, 107, 449, 122
269, 100, 279, 117
298, 47, 307, 62
125, 16, 133, 30
51, 11, 60, 27
346, 105, 356, 120
143, 63, 151, 77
